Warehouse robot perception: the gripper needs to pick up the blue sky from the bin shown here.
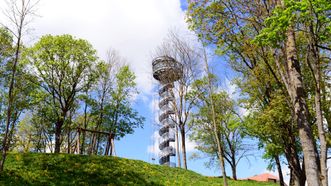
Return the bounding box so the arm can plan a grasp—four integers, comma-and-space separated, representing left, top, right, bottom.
0, 0, 288, 182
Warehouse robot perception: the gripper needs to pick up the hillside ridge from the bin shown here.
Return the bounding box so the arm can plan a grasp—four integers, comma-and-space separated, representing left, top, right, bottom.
0, 153, 277, 186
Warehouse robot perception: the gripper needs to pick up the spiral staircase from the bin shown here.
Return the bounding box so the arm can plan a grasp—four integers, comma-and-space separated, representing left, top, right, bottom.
158, 83, 176, 165
152, 56, 182, 166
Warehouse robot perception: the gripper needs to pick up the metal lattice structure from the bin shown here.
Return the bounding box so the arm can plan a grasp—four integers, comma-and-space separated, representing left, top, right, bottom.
152, 56, 183, 166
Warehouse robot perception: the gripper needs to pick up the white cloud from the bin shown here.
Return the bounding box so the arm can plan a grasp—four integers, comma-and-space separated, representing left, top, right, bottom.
147, 131, 160, 155
184, 135, 198, 152
0, 0, 189, 95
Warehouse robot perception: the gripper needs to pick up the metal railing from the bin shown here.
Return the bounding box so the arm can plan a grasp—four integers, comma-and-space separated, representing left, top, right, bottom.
152, 56, 182, 166
159, 131, 175, 149
152, 56, 183, 83
157, 82, 177, 166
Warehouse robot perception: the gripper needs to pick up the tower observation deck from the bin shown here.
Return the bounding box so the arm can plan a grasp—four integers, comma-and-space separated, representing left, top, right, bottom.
152, 56, 183, 166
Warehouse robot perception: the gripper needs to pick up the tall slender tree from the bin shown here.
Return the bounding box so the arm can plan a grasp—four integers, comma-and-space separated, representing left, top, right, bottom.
187, 51, 228, 185
102, 65, 145, 155
0, 0, 39, 172
189, 88, 248, 181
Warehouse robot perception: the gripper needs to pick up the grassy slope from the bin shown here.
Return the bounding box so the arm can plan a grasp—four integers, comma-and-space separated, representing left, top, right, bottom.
0, 153, 277, 186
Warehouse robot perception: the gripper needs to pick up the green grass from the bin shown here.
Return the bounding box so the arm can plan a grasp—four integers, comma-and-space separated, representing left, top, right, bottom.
0, 153, 277, 186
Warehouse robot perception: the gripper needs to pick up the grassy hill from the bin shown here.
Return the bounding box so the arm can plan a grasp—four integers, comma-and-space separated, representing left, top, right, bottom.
0, 153, 277, 186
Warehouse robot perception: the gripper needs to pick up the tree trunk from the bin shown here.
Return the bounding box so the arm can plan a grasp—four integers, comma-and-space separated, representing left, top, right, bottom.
229, 151, 237, 180
111, 137, 116, 156
285, 26, 320, 186
314, 77, 328, 186
67, 128, 71, 154
80, 101, 88, 154
54, 118, 64, 153
104, 135, 111, 156
77, 128, 80, 154
275, 155, 285, 186
0, 22, 23, 173
180, 126, 187, 169
95, 134, 101, 155
6, 111, 19, 152
282, 121, 306, 186
88, 133, 95, 155
231, 163, 237, 180
218, 146, 227, 184
309, 37, 328, 186
321, 79, 331, 135
36, 129, 43, 153
285, 143, 306, 186
203, 49, 228, 186
104, 142, 109, 156
175, 125, 181, 167
289, 169, 293, 186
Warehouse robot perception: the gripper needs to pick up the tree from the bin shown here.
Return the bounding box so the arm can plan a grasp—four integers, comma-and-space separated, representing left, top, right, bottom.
0, 0, 39, 172
78, 61, 103, 154
103, 65, 145, 155
222, 115, 247, 181
24, 34, 99, 153
255, 1, 331, 185
86, 49, 125, 155
13, 114, 33, 152
300, 2, 330, 185
187, 1, 330, 185
189, 88, 248, 181
243, 91, 304, 186
75, 50, 145, 156
188, 70, 228, 186
30, 99, 56, 153
231, 49, 306, 185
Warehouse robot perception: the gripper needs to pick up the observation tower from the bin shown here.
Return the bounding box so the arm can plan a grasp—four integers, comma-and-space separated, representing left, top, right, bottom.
152, 56, 183, 166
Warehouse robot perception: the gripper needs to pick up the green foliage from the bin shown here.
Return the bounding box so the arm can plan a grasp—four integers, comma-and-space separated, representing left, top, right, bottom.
70, 55, 144, 154
253, 6, 291, 46
12, 115, 34, 152
0, 27, 13, 61
22, 34, 100, 152
186, 0, 311, 177
188, 73, 247, 177
255, 0, 331, 45
0, 153, 277, 186
0, 27, 14, 117
94, 64, 144, 140
24, 34, 99, 107
0, 26, 38, 151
